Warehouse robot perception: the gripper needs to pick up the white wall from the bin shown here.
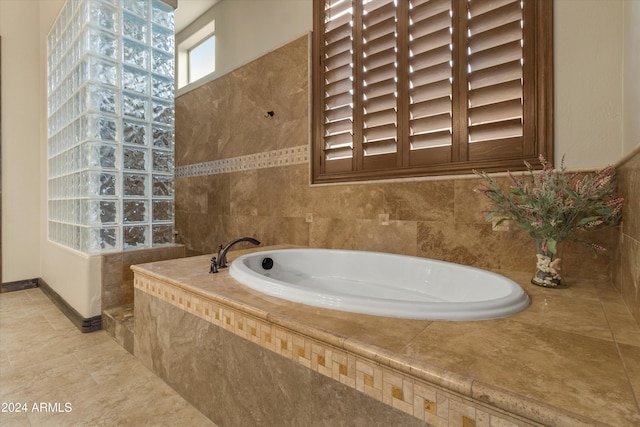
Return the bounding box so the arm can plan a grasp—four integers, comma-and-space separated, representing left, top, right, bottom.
176, 0, 312, 96
623, 0, 640, 157
1, 0, 101, 318
1, 0, 43, 282
554, 0, 629, 168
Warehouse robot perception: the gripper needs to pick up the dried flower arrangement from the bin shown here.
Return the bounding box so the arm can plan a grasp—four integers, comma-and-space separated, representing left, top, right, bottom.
474, 155, 623, 288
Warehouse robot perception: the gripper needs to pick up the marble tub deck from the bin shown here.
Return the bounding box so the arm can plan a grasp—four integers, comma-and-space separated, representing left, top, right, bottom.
132, 246, 640, 426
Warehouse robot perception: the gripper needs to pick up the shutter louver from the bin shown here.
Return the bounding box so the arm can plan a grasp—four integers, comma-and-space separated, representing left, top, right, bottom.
322, 0, 355, 168
361, 0, 398, 168
408, 0, 453, 165
466, 0, 524, 159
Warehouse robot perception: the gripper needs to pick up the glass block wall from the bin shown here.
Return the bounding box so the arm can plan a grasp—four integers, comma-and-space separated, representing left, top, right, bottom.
47, 0, 175, 254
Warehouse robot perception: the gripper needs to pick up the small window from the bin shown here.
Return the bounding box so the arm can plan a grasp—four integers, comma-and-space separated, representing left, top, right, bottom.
176, 19, 215, 89
188, 34, 216, 83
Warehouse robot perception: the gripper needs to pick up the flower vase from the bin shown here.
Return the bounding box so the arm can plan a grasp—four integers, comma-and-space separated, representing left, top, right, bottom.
531, 253, 566, 288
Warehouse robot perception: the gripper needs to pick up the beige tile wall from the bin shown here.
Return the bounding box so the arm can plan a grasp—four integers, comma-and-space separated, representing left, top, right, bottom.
175, 34, 616, 287
613, 149, 640, 325
101, 245, 185, 312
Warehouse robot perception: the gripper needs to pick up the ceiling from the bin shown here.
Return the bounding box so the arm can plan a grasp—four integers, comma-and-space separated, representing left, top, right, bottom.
174, 0, 220, 34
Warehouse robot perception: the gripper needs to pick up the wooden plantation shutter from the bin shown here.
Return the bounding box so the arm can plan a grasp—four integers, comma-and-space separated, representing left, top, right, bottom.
312, 0, 553, 183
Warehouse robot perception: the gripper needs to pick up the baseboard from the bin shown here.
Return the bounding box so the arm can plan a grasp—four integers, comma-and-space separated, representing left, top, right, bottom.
1, 278, 102, 333
1, 278, 39, 293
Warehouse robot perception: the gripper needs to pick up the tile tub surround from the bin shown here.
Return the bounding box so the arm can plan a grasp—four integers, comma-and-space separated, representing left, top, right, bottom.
132, 247, 640, 426
175, 33, 615, 283
101, 244, 185, 312
134, 286, 430, 427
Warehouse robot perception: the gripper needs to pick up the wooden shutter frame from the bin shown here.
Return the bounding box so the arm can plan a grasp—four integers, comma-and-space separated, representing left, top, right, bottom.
312, 0, 553, 184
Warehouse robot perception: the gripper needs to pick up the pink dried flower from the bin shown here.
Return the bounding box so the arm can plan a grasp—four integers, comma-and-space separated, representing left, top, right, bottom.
607, 197, 624, 208
585, 220, 603, 229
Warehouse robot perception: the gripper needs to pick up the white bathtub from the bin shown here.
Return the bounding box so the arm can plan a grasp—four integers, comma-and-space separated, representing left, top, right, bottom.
229, 248, 529, 321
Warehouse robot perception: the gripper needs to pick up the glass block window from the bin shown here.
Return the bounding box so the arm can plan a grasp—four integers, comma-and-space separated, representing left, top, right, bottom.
47, 0, 175, 253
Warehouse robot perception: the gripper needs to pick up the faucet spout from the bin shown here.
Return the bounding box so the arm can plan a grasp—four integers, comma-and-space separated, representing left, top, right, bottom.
216, 237, 260, 268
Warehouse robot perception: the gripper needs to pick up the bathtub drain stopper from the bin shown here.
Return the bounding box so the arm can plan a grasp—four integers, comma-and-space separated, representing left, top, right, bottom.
261, 257, 274, 270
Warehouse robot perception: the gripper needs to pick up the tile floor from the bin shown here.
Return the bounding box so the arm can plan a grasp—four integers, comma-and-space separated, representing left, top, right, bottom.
0, 288, 217, 426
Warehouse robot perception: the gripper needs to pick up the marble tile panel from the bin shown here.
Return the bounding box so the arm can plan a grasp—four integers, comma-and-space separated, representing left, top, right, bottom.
623, 246, 640, 307
309, 217, 360, 249
381, 179, 455, 222
204, 174, 231, 215
134, 288, 430, 427
417, 221, 498, 269
560, 230, 617, 280
508, 276, 615, 341
401, 319, 639, 426
454, 176, 495, 224
175, 212, 220, 255
619, 342, 640, 408
255, 166, 286, 216
494, 227, 538, 272
258, 163, 311, 218
618, 234, 640, 323
309, 181, 388, 221
101, 252, 124, 310
175, 175, 211, 214
229, 169, 259, 216
272, 216, 310, 247
605, 298, 640, 346
221, 41, 308, 156
352, 218, 418, 255
617, 150, 640, 241
175, 90, 219, 167
222, 214, 276, 248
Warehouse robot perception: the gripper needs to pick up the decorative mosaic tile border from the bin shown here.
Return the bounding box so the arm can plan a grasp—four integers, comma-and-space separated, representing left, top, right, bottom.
175, 145, 309, 178
135, 274, 537, 427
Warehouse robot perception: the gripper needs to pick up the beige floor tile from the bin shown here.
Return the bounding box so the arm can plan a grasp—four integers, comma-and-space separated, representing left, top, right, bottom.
0, 288, 216, 427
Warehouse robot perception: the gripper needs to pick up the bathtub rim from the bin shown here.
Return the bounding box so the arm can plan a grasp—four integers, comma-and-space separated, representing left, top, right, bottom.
229, 248, 530, 321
